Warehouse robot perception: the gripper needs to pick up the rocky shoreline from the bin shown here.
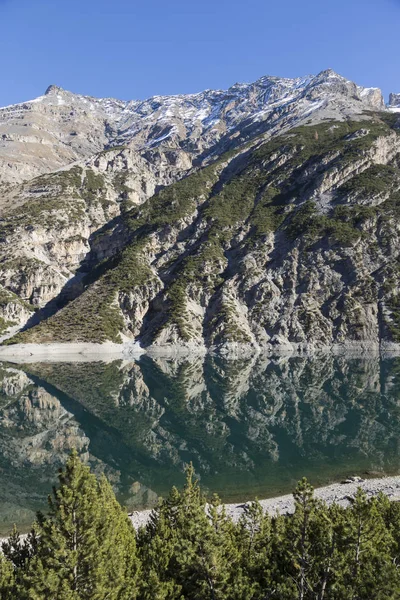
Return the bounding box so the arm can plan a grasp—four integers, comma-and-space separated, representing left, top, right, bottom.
1, 339, 400, 363
1, 476, 400, 544
128, 475, 400, 529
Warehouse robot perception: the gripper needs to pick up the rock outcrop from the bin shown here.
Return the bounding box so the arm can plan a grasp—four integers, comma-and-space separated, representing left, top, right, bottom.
389, 93, 400, 108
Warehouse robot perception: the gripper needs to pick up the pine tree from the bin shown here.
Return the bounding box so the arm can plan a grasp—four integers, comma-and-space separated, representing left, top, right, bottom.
277, 478, 321, 600
378, 490, 400, 566
137, 488, 183, 599
19, 450, 140, 600
235, 500, 272, 599
180, 494, 245, 600
0, 553, 15, 600
338, 489, 399, 600
139, 464, 242, 600
1, 524, 38, 597
93, 476, 141, 600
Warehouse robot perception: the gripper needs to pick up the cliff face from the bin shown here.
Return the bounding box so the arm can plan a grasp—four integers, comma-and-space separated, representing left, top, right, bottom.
1, 70, 400, 351
389, 93, 400, 109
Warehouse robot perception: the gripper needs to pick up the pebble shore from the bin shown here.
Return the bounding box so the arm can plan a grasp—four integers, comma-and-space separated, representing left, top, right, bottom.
128, 475, 400, 529
2, 476, 400, 543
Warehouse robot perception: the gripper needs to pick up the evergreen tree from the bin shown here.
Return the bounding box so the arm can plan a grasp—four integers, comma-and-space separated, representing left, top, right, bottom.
277, 478, 321, 599
0, 553, 15, 600
177, 493, 244, 600
235, 500, 272, 599
139, 464, 242, 600
137, 487, 183, 599
378, 490, 400, 566
20, 450, 140, 600
313, 502, 348, 600
338, 489, 399, 600
5, 454, 400, 600
2, 524, 38, 597
93, 476, 141, 599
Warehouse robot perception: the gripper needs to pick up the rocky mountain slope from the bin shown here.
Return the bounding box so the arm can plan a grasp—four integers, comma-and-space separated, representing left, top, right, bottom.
0, 69, 400, 352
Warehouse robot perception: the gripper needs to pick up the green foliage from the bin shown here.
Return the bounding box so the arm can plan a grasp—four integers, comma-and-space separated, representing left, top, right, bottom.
204, 172, 260, 227
124, 163, 220, 233
287, 201, 363, 247
157, 233, 227, 341
0, 553, 15, 599
113, 172, 132, 198
83, 170, 106, 203
138, 465, 243, 600
4, 455, 400, 599
209, 299, 252, 344
0, 316, 17, 333
340, 163, 400, 197
4, 283, 125, 345
249, 186, 286, 236
4, 450, 140, 600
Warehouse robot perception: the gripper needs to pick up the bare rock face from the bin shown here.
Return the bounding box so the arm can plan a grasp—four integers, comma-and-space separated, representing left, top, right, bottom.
389, 93, 400, 108
0, 70, 400, 350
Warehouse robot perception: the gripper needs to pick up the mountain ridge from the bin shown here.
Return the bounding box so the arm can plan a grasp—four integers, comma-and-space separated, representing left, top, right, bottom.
1, 69, 400, 353
0, 69, 388, 187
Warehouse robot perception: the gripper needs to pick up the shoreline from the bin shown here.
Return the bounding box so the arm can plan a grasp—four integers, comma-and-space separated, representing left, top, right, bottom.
2, 476, 400, 543
129, 475, 400, 529
1, 340, 400, 363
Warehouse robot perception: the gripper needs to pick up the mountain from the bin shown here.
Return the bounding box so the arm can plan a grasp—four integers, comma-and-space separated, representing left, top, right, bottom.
0, 69, 384, 187
0, 69, 400, 353
389, 93, 400, 110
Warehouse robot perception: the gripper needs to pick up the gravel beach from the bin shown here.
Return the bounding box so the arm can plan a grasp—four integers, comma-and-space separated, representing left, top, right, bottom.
2, 475, 400, 546
128, 475, 400, 529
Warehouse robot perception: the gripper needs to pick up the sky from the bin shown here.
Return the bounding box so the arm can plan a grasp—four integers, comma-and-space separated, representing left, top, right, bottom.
0, 0, 399, 106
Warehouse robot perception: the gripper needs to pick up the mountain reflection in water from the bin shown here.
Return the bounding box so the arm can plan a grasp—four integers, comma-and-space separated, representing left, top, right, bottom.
0, 354, 400, 534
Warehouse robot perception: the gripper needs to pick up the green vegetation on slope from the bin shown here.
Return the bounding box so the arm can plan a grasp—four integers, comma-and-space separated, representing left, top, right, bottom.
5, 164, 222, 344
6, 113, 400, 345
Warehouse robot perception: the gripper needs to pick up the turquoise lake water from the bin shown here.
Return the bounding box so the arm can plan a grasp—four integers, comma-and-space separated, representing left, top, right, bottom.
1, 354, 400, 534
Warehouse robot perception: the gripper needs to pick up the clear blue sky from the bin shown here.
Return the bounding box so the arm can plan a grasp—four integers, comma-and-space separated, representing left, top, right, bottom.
0, 0, 399, 106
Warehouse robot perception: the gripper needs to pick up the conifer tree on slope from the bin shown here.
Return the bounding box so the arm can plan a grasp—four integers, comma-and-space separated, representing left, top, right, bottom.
0, 553, 15, 600
1, 524, 39, 597
276, 478, 321, 600
138, 464, 242, 600
235, 499, 272, 599
179, 493, 246, 600
19, 450, 140, 600
137, 485, 183, 600
339, 489, 399, 600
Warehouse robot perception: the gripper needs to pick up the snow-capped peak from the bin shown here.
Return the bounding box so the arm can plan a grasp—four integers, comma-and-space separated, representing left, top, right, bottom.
0, 69, 391, 186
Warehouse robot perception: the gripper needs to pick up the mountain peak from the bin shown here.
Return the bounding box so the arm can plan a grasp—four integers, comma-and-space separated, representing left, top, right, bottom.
45, 84, 66, 96
389, 93, 400, 108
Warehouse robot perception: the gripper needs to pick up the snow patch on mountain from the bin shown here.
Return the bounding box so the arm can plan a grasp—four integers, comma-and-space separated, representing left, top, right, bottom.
0, 69, 393, 186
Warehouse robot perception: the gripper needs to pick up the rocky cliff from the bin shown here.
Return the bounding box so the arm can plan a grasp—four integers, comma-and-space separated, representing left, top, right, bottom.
1, 70, 400, 352
389, 93, 400, 109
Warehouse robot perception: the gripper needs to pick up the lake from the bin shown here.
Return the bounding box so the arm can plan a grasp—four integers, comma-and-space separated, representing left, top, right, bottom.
1, 354, 400, 534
